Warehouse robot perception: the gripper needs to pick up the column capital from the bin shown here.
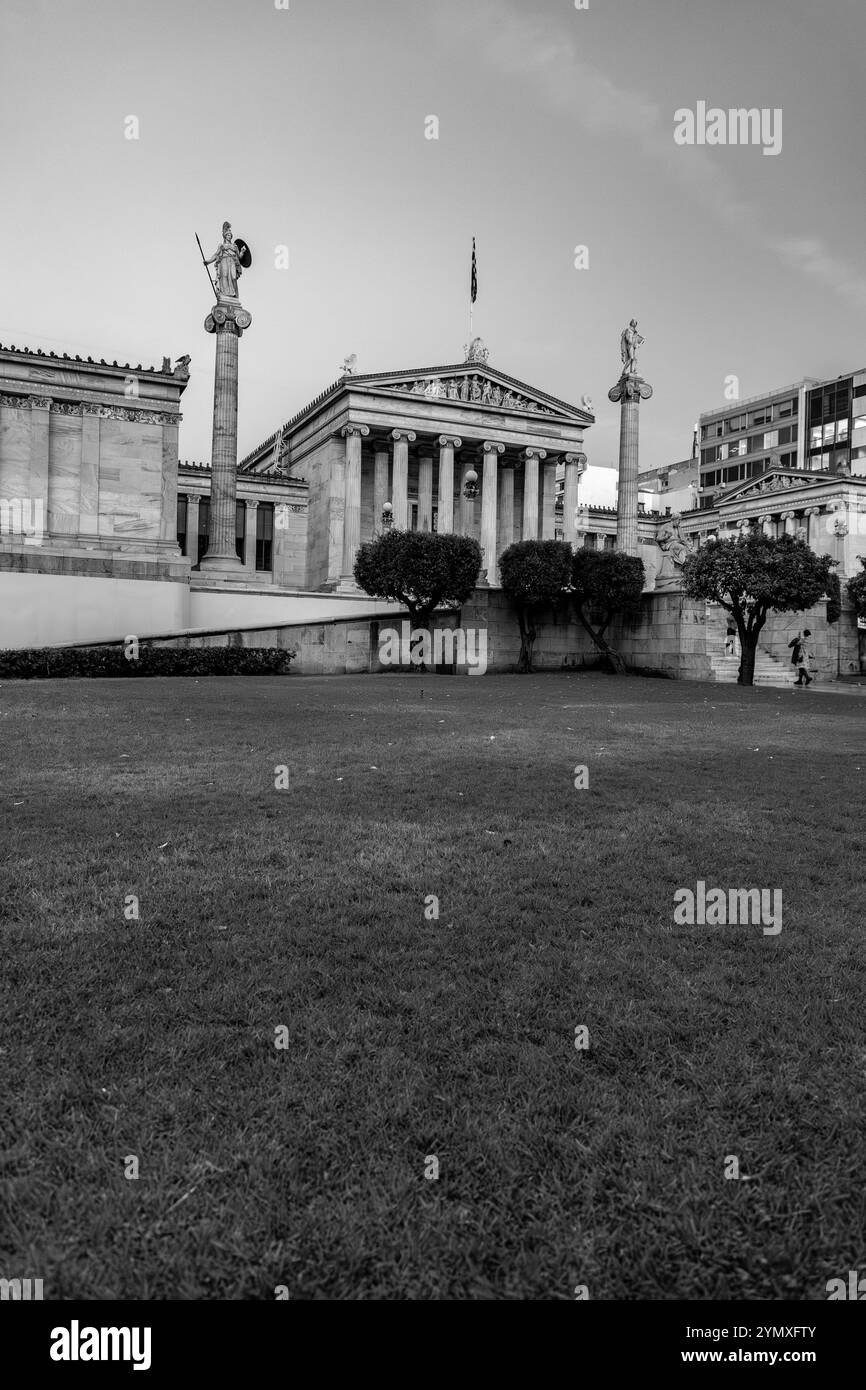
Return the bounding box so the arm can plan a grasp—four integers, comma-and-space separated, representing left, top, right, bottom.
780, 509, 795, 520
438, 435, 462, 449
245, 497, 260, 509
392, 429, 416, 443
523, 447, 547, 463
204, 303, 252, 336
482, 440, 506, 455
341, 424, 370, 439
803, 505, 821, 516
608, 375, 653, 403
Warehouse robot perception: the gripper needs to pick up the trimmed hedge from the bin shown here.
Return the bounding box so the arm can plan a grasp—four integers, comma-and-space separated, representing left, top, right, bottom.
0, 644, 296, 679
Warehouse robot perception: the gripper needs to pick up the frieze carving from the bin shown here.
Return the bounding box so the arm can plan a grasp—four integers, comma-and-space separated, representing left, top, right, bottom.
0, 394, 177, 423
387, 373, 554, 415
735, 473, 819, 500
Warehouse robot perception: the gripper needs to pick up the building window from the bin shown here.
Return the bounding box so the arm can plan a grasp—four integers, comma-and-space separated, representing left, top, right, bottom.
236, 501, 246, 564
775, 399, 793, 419
197, 496, 210, 565
603, 535, 616, 551
764, 430, 779, 449
583, 533, 597, 549
256, 502, 274, 570
177, 495, 187, 553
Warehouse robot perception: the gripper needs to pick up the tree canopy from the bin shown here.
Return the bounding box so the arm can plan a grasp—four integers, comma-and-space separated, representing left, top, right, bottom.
499, 540, 573, 671
682, 533, 838, 684
353, 530, 482, 624
571, 549, 645, 674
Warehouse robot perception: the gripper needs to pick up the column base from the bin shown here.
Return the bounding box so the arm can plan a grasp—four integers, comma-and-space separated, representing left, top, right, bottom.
199, 553, 245, 573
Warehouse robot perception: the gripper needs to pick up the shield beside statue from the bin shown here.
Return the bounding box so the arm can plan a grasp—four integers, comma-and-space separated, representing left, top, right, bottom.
235, 239, 252, 269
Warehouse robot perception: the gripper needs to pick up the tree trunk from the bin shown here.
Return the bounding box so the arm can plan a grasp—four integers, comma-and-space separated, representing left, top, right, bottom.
737, 632, 758, 685
575, 605, 627, 675
516, 604, 533, 673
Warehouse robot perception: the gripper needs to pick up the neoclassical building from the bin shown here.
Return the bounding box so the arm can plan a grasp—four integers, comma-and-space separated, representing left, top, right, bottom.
1, 334, 863, 677
236, 343, 595, 591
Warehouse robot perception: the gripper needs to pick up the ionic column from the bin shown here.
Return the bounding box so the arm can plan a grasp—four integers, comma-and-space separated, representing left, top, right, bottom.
609, 371, 653, 556
803, 506, 820, 545
373, 445, 390, 534
243, 499, 259, 573
437, 435, 461, 534
481, 441, 504, 582
781, 510, 796, 537
522, 447, 545, 541
459, 459, 476, 537
341, 424, 370, 580
184, 494, 200, 563
499, 460, 515, 553
201, 301, 252, 571
541, 458, 557, 539
391, 430, 415, 529
562, 452, 588, 547
418, 450, 434, 532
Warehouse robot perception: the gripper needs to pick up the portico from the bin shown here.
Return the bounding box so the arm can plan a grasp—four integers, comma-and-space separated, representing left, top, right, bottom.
239, 345, 594, 590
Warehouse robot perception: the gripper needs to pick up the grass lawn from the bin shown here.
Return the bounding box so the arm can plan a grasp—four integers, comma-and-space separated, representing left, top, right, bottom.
1, 671, 864, 1301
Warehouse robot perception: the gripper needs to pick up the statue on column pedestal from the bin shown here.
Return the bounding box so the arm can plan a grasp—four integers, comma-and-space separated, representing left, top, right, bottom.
620, 319, 645, 377
204, 221, 251, 301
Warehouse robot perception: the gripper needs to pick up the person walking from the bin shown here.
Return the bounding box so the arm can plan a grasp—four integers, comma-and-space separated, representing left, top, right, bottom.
789, 628, 813, 687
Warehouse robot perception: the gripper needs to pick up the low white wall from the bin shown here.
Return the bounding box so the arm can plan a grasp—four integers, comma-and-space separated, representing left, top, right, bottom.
0, 571, 189, 648
188, 587, 404, 630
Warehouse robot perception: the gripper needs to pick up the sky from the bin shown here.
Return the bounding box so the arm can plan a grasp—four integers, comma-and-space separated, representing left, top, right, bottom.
2, 0, 865, 472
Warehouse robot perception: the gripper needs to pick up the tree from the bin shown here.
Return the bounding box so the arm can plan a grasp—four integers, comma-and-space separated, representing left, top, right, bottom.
847, 559, 866, 622
353, 530, 482, 667
682, 533, 838, 686
571, 549, 645, 675
499, 540, 573, 672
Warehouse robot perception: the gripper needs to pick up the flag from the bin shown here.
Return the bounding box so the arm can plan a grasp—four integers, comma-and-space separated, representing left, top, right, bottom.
470, 237, 478, 304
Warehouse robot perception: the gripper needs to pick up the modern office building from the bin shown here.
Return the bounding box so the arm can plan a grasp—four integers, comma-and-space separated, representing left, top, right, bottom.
698, 369, 866, 508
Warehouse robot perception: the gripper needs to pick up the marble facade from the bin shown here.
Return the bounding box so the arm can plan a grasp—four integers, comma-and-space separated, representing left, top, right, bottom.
238, 358, 595, 590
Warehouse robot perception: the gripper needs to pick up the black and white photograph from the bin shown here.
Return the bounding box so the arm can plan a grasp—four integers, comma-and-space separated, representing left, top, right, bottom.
1, 0, 864, 1360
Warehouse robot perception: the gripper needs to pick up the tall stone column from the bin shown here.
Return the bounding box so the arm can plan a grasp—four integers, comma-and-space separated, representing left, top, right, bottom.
184, 494, 200, 563
522, 447, 545, 541
562, 452, 588, 547
341, 424, 369, 583
201, 300, 252, 571
498, 460, 515, 553
373, 445, 390, 534
437, 436, 461, 535
459, 460, 476, 537
803, 506, 820, 545
391, 430, 415, 529
541, 458, 557, 539
480, 441, 504, 583
418, 451, 434, 531
609, 373, 652, 557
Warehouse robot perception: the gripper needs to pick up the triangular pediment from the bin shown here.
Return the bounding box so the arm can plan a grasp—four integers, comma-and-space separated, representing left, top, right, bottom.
346, 363, 594, 423
716, 469, 829, 504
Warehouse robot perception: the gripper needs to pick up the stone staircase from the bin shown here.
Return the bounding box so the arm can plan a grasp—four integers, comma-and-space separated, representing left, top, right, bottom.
705, 605, 794, 687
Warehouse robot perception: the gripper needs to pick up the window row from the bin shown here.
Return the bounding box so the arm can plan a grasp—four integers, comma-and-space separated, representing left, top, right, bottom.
176, 497, 275, 570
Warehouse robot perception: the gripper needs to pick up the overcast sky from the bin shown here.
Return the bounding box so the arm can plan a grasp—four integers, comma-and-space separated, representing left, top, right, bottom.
2, 0, 865, 470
